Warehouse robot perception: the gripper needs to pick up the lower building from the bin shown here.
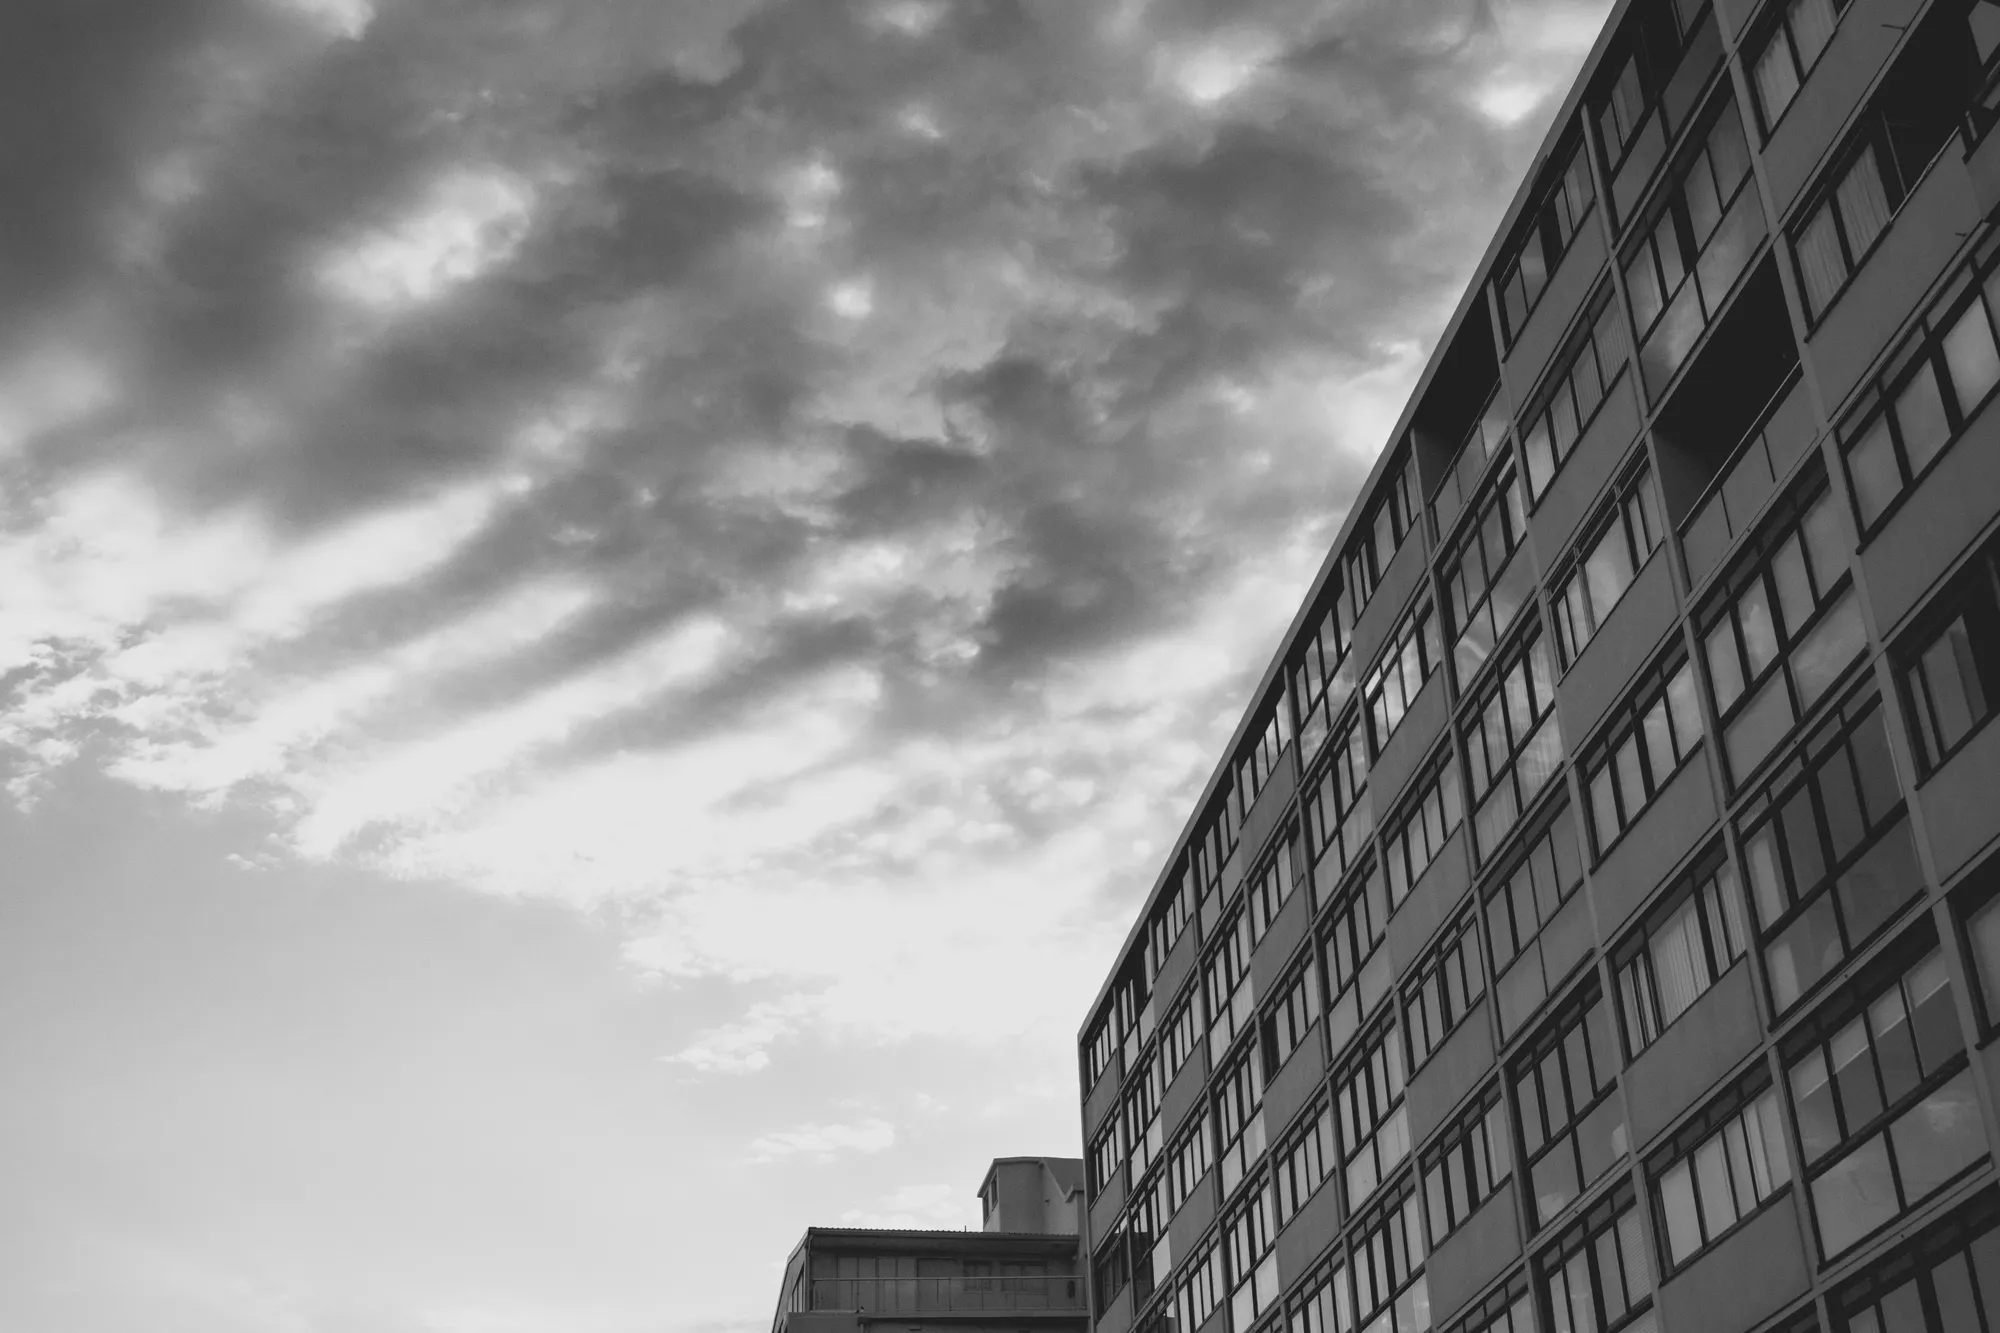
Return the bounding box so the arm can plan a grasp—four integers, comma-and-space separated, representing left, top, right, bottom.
772, 1157, 1088, 1333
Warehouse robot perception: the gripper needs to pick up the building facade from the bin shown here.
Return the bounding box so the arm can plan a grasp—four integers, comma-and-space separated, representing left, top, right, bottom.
772, 1157, 1088, 1333
1075, 2, 2000, 1333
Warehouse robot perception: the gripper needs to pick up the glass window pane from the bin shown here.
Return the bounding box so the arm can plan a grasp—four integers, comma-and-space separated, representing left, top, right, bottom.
1739, 582, 1780, 677
1896, 362, 1952, 475
1797, 204, 1846, 316
1890, 1070, 1985, 1202
1660, 1161, 1701, 1262
1790, 1049, 1840, 1161
1811, 1133, 1897, 1257
1644, 700, 1677, 787
1772, 537, 1814, 635
1836, 148, 1893, 262
1848, 416, 1902, 528
1708, 621, 1746, 712
1792, 0, 1837, 68
1754, 36, 1801, 128
1943, 300, 2000, 417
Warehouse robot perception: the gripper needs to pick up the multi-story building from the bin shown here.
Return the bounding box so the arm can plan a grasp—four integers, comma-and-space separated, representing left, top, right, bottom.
771, 1157, 1088, 1333
1075, 2, 2000, 1333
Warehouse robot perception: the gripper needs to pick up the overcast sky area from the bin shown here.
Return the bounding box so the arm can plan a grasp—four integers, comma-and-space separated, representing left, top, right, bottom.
0, 1, 1614, 1330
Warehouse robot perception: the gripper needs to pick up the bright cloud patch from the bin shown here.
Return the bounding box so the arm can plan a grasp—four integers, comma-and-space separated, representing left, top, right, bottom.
748, 1119, 898, 1164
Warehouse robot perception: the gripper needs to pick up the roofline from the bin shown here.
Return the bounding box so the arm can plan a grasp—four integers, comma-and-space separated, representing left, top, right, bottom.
1075, 0, 1646, 1038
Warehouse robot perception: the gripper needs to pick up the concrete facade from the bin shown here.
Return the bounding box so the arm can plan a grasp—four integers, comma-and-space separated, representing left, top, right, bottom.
1076, 2, 2000, 1332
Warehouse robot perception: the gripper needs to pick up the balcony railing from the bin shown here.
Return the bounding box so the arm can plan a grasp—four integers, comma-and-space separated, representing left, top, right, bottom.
809, 1276, 1086, 1315
1677, 372, 1816, 586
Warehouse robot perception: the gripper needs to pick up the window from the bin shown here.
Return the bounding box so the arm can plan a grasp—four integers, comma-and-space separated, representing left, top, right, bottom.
1382, 748, 1464, 908
1129, 1175, 1171, 1303
1898, 545, 2000, 775
1352, 1179, 1429, 1333
1443, 1274, 1533, 1333
1216, 1042, 1269, 1198
1521, 290, 1633, 501
1274, 1097, 1338, 1227
1346, 453, 1422, 619
1366, 600, 1443, 753
1234, 700, 1295, 832
1320, 857, 1393, 1061
1649, 1070, 1792, 1270
1580, 651, 1706, 858
1086, 1010, 1117, 1088
1306, 709, 1374, 893
1163, 986, 1201, 1085
1497, 138, 1598, 345
1432, 392, 1513, 539
1421, 1081, 1513, 1246
1791, 9, 1972, 320
1166, 1109, 1214, 1216
1537, 1184, 1657, 1333
1785, 938, 1984, 1259
1614, 845, 1747, 1056
1114, 958, 1157, 1082
1516, 984, 1625, 1230
1463, 623, 1563, 862
1741, 690, 1921, 1015
1250, 830, 1305, 946
1335, 1015, 1409, 1210
1150, 862, 1199, 979
1553, 463, 1663, 668
1206, 903, 1257, 1064
1844, 237, 2000, 532
1094, 1231, 1129, 1315
1171, 1233, 1224, 1333
1622, 100, 1759, 397
1189, 798, 1237, 943
1225, 1173, 1282, 1332
1263, 952, 1321, 1074
1697, 475, 1863, 787
1595, 0, 1722, 223
1442, 461, 1533, 689
1091, 1118, 1123, 1199
1749, 0, 1849, 132
1829, 1191, 2000, 1333
1405, 909, 1486, 1071
1287, 1249, 1353, 1333
1961, 864, 2000, 1034
1123, 1051, 1166, 1179
1486, 804, 1588, 985
1296, 587, 1362, 766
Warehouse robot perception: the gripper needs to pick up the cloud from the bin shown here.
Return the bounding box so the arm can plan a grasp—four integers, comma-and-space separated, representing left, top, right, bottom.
838, 1182, 971, 1230
747, 1118, 898, 1165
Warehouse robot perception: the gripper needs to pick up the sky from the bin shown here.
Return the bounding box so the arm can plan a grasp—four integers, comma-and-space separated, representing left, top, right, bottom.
0, 1, 1613, 1330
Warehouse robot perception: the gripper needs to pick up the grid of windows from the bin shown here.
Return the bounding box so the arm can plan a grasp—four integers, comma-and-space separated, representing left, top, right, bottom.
1171, 1233, 1225, 1333
1382, 749, 1464, 908
1623, 98, 1758, 398
1274, 1096, 1338, 1228
1250, 830, 1304, 946
1287, 1250, 1353, 1333
1094, 1232, 1129, 1315
1741, 690, 1920, 1015
1336, 1015, 1411, 1211
1697, 473, 1864, 787
1234, 701, 1295, 832
1497, 138, 1597, 344
1552, 462, 1663, 669
1346, 454, 1422, 615
1830, 1191, 2000, 1333
1432, 394, 1513, 540
1307, 710, 1375, 893
1963, 865, 2000, 1037
1150, 863, 1198, 980
1443, 462, 1532, 690
1897, 542, 2000, 776
1787, 938, 1984, 1259
1206, 903, 1258, 1063
1648, 1069, 1791, 1271
1486, 803, 1589, 1038
1352, 1180, 1429, 1333
1128, 1173, 1171, 1304
1366, 599, 1443, 754
1791, 2, 1969, 320
1321, 858, 1394, 1061
1123, 1051, 1166, 1180
1087, 1011, 1117, 1089
1580, 650, 1704, 858
1443, 1274, 1533, 1333
1749, 0, 1848, 132
1166, 1110, 1214, 1216
1296, 589, 1362, 767
1516, 985, 1624, 1230
1844, 236, 2000, 532
1090, 1117, 1121, 1200
1595, 0, 1720, 223
1464, 624, 1563, 861
1263, 952, 1320, 1074
1537, 1184, 1657, 1333
1521, 291, 1633, 501
1225, 1174, 1281, 1332
1216, 1042, 1269, 1199
1404, 909, 1485, 1071
1613, 845, 1747, 1056
1114, 964, 1156, 1076
1420, 1082, 1512, 1247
